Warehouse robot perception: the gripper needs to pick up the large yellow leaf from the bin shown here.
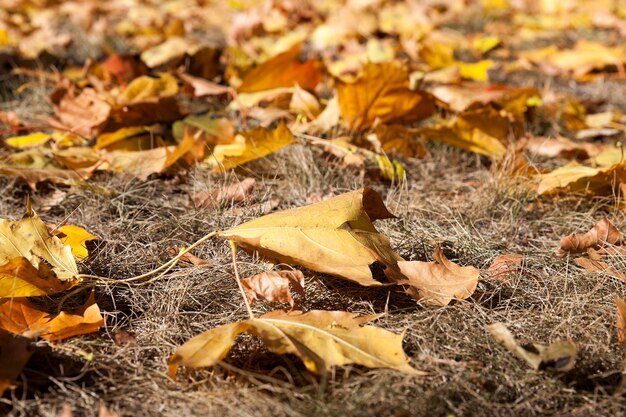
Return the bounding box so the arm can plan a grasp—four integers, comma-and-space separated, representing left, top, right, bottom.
0, 205, 78, 282
218, 188, 403, 286
168, 310, 422, 376
397, 245, 480, 305
336, 62, 435, 131
0, 292, 104, 341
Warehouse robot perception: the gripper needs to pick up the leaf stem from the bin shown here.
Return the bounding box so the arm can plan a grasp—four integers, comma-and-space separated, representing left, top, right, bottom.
229, 240, 254, 319
78, 230, 219, 285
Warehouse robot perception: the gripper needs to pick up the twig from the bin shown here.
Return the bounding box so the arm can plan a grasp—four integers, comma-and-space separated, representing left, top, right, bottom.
229, 240, 255, 319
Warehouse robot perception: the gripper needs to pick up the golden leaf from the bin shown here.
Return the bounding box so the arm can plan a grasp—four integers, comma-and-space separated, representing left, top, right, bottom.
537, 162, 626, 195
0, 205, 78, 282
336, 62, 435, 131
418, 107, 509, 158
0, 257, 70, 298
56, 225, 98, 261
169, 309, 422, 377
217, 188, 403, 286
207, 123, 295, 171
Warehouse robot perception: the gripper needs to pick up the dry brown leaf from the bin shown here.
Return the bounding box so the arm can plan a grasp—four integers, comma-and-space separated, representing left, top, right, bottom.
616, 298, 626, 342
49, 86, 111, 138
525, 136, 601, 160
396, 245, 480, 305
0, 111, 21, 127
166, 247, 211, 266
178, 72, 231, 97
574, 257, 626, 283
485, 253, 524, 283
193, 178, 255, 208
0, 292, 104, 341
487, 322, 577, 372
0, 329, 33, 396
556, 218, 624, 256
169, 309, 422, 377
218, 187, 403, 286
370, 124, 428, 158
241, 270, 305, 308
238, 43, 321, 93
337, 62, 435, 131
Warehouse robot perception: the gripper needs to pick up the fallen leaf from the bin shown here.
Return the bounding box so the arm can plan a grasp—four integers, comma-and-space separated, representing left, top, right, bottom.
556, 218, 624, 256
487, 322, 577, 372
241, 270, 305, 308
574, 257, 626, 282
337, 62, 435, 131
207, 123, 295, 171
0, 257, 70, 298
616, 298, 626, 342
485, 253, 524, 283
0, 204, 78, 282
178, 72, 231, 97
169, 309, 422, 376
238, 43, 320, 93
418, 107, 510, 158
192, 178, 256, 208
0, 291, 104, 341
396, 245, 480, 305
49, 86, 111, 138
0, 329, 34, 396
218, 187, 403, 286
0, 111, 21, 127
55, 225, 98, 261
369, 124, 428, 158
166, 247, 211, 266
537, 161, 626, 195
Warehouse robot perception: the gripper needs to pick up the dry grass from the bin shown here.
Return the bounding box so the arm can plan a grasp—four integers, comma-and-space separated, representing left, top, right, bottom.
2, 11, 626, 417
1, 137, 625, 416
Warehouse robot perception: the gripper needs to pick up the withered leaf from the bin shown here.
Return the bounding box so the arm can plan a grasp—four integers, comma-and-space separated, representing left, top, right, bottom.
487, 322, 577, 372
616, 298, 626, 342
0, 329, 33, 396
574, 257, 626, 283
169, 309, 422, 377
396, 245, 480, 305
556, 218, 624, 256
241, 270, 305, 308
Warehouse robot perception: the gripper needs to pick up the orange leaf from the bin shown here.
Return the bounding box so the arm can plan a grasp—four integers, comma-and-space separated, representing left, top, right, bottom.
0, 292, 104, 341
238, 43, 321, 93
336, 62, 435, 131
